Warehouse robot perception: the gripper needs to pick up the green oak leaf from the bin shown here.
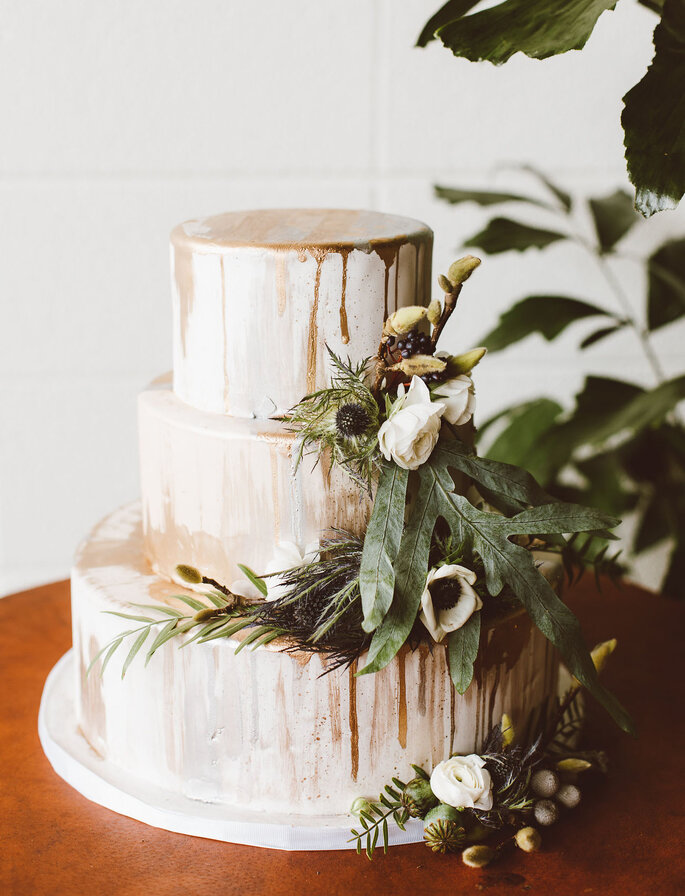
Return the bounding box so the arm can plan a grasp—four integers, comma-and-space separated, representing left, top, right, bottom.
588, 189, 640, 253
647, 238, 685, 331
464, 218, 567, 254
622, 0, 685, 216
429, 0, 619, 63
359, 462, 409, 632
481, 295, 611, 351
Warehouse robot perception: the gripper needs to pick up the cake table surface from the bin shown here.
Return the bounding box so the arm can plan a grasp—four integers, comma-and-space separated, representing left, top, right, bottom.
2, 577, 684, 896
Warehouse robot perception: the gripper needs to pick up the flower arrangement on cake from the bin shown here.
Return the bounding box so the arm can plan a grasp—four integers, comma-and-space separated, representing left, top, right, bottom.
91, 252, 631, 861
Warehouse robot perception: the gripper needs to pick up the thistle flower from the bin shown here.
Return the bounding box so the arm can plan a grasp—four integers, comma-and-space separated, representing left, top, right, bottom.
335, 403, 371, 439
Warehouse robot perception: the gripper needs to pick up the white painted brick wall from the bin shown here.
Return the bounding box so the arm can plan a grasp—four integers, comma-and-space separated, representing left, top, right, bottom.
1, 0, 682, 594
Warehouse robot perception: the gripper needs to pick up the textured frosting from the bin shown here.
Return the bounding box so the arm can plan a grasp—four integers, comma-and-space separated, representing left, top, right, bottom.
73, 504, 562, 818
139, 387, 372, 587
171, 209, 433, 417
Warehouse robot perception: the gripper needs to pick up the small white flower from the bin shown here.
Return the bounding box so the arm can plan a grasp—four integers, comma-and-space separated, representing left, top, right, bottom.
419, 564, 482, 643
433, 375, 475, 426
230, 540, 319, 601
430, 754, 493, 810
378, 376, 445, 470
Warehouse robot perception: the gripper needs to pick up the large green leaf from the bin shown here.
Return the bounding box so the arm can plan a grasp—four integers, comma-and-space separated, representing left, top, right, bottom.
622, 0, 685, 216
588, 189, 639, 253
432, 488, 633, 733
432, 0, 619, 63
519, 165, 573, 212
416, 0, 480, 47
483, 399, 565, 483
502, 502, 619, 535
647, 238, 685, 331
579, 322, 627, 349
482, 295, 611, 351
435, 440, 554, 507
434, 184, 552, 210
447, 614, 481, 694
588, 375, 685, 446
464, 218, 567, 254
359, 463, 440, 675
360, 462, 409, 632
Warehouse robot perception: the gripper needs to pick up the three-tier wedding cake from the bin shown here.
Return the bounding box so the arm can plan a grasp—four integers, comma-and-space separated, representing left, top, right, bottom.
40, 209, 572, 850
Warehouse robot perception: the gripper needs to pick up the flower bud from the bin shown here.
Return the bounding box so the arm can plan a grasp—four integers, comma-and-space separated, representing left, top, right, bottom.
515, 826, 542, 853
556, 758, 592, 774
556, 784, 581, 809
500, 712, 514, 748
193, 607, 225, 622
437, 274, 453, 293
461, 844, 495, 868
591, 638, 617, 675
350, 797, 374, 817
531, 769, 560, 799
176, 564, 203, 585
388, 354, 447, 377
428, 299, 443, 324
444, 347, 487, 377
447, 255, 481, 287
383, 305, 427, 337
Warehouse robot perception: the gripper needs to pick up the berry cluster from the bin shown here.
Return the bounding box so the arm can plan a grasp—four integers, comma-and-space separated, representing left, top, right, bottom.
390, 328, 432, 358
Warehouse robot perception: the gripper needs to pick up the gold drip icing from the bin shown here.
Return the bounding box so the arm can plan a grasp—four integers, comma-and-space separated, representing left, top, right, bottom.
275, 251, 288, 315
348, 663, 359, 781
397, 649, 407, 749
306, 250, 326, 394
339, 250, 350, 344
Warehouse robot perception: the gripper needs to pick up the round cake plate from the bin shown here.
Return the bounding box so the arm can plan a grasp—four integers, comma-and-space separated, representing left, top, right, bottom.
39, 650, 425, 851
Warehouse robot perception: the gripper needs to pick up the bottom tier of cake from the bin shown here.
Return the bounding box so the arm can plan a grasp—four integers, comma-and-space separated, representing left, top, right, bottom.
61, 502, 562, 830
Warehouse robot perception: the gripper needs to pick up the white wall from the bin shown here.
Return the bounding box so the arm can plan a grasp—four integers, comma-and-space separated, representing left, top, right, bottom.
1, 0, 682, 595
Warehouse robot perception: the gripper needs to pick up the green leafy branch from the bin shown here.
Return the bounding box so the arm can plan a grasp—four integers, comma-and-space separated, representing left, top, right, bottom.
417, 0, 685, 216
436, 173, 685, 597
87, 591, 284, 679
348, 775, 412, 858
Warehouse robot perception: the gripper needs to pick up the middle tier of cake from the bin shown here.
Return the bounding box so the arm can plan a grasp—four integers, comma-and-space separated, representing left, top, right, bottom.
139, 387, 372, 588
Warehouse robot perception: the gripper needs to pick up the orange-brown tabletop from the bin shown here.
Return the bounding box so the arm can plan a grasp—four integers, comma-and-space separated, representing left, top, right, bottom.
2, 577, 684, 896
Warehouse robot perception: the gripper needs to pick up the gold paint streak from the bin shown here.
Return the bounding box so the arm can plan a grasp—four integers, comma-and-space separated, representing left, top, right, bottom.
306, 251, 325, 394
374, 244, 399, 321
397, 649, 407, 749
348, 663, 359, 782
339, 251, 350, 344
173, 247, 196, 358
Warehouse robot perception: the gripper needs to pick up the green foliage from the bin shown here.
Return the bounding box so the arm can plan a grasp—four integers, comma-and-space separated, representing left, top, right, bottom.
287, 348, 380, 491
358, 437, 633, 732
647, 238, 685, 330
447, 613, 481, 694
482, 295, 612, 351
418, 1, 682, 215
464, 218, 567, 254
420, 0, 618, 61
435, 172, 685, 595
622, 0, 685, 216
348, 777, 411, 859
360, 462, 409, 632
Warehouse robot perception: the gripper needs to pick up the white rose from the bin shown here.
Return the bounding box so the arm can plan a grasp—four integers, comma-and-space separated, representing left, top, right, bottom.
433, 375, 475, 426
430, 755, 493, 810
419, 564, 482, 643
378, 376, 445, 470
230, 540, 319, 601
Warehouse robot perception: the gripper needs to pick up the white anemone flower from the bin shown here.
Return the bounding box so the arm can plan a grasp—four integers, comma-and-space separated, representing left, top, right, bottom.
419, 564, 483, 643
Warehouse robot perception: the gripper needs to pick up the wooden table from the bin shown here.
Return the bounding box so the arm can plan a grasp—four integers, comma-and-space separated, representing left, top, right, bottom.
2, 577, 684, 896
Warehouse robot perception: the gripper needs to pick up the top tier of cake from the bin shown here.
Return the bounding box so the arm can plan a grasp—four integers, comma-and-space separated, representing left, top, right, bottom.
171, 209, 433, 418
